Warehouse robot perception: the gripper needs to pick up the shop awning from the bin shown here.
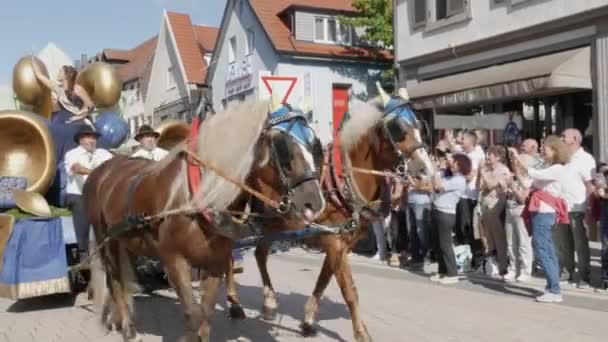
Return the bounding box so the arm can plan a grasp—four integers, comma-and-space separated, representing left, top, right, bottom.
409, 47, 591, 109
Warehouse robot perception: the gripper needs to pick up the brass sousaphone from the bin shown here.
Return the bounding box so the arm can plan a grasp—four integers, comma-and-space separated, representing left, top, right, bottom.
0, 110, 56, 195
75, 62, 121, 109
12, 56, 53, 119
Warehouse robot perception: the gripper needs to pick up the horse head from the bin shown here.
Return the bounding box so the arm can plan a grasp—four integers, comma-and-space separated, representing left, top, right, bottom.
253, 104, 326, 222
376, 82, 434, 180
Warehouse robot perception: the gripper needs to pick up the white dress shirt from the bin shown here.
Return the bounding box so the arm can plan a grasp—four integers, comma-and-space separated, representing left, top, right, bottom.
463, 145, 486, 200
564, 148, 596, 212
131, 147, 169, 161
64, 146, 113, 195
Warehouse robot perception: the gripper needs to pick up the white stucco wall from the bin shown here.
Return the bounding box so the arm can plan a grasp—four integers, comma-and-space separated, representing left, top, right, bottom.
276, 60, 385, 144
396, 0, 608, 62
209, 0, 388, 144
209, 0, 279, 109
145, 15, 188, 122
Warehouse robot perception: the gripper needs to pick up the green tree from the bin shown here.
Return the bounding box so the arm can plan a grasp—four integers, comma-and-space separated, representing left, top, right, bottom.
339, 0, 393, 49
339, 0, 395, 87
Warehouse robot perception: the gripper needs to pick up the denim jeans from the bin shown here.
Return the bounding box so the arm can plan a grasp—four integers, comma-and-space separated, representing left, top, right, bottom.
600, 202, 608, 282
531, 212, 561, 294
407, 203, 431, 263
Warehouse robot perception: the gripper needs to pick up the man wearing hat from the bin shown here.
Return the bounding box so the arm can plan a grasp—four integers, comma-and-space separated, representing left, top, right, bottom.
131, 125, 169, 161
64, 126, 113, 258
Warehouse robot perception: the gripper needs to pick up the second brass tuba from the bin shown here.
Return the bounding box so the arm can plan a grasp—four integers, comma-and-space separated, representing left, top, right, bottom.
0, 110, 56, 195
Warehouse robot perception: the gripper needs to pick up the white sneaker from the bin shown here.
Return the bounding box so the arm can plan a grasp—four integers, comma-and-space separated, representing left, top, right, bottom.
371, 253, 386, 263
577, 281, 590, 289
503, 271, 516, 283
439, 276, 460, 285
516, 274, 531, 283
535, 292, 563, 303
430, 274, 442, 282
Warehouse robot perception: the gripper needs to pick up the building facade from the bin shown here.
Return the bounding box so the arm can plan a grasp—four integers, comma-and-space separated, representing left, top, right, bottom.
91, 11, 218, 135
207, 0, 392, 144
395, 0, 608, 158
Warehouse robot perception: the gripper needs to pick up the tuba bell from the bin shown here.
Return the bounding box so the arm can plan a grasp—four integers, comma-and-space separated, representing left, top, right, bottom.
12, 56, 53, 119
155, 120, 191, 150
76, 62, 121, 109
0, 110, 56, 195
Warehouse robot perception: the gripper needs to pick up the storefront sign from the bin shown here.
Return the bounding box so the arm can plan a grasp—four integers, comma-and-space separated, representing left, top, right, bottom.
225, 56, 254, 97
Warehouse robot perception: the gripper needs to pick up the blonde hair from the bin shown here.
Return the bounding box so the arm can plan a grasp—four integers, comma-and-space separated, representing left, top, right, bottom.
543, 135, 570, 165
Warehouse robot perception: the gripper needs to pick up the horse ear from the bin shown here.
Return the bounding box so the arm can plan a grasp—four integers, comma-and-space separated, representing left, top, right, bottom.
376, 81, 390, 107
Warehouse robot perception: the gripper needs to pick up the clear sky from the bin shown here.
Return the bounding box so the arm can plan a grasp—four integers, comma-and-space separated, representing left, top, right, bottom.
0, 0, 227, 85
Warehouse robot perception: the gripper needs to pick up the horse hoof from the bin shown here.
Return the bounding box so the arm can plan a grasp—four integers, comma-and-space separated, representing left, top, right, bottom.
229, 306, 246, 320
354, 324, 373, 342
300, 322, 318, 337
355, 334, 373, 342
261, 306, 277, 321
123, 332, 143, 342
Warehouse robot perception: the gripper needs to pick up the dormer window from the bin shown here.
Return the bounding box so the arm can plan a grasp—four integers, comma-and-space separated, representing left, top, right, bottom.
314, 16, 351, 45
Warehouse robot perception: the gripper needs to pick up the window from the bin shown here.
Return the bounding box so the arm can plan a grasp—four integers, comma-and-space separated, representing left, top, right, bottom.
447, 0, 465, 16
437, 0, 465, 20
314, 17, 351, 45
166, 66, 176, 90
314, 18, 325, 41
413, 0, 427, 28
246, 29, 254, 55
229, 36, 237, 63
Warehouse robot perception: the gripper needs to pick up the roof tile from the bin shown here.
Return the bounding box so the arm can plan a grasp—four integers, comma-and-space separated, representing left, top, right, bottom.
248, 0, 391, 61
166, 12, 208, 84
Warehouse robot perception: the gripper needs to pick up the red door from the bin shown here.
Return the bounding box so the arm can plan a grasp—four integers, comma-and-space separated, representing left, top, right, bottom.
332, 86, 349, 175
332, 86, 349, 137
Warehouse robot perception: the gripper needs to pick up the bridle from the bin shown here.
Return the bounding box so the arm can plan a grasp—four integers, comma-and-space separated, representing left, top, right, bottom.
263, 105, 323, 213
378, 98, 428, 178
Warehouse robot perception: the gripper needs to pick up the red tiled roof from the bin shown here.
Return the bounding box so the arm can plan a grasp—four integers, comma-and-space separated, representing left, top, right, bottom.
103, 49, 132, 62
166, 12, 208, 84
248, 0, 392, 61
115, 36, 158, 83
194, 25, 219, 53
100, 12, 218, 87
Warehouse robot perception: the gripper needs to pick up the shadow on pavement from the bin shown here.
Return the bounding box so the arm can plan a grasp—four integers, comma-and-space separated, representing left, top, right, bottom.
466, 274, 543, 299
110, 283, 349, 341
6, 293, 76, 313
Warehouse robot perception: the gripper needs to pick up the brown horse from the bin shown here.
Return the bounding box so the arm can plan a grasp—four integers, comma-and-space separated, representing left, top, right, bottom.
85, 100, 326, 342
225, 91, 434, 342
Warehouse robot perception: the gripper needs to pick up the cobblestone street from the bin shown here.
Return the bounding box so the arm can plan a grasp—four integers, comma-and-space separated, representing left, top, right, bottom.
1, 248, 607, 342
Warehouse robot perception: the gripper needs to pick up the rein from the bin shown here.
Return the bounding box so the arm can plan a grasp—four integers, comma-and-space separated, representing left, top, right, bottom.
183, 149, 281, 210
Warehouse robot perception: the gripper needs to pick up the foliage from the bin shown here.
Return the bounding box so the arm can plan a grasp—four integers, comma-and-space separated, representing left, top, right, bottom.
338, 0, 394, 49
339, 0, 395, 87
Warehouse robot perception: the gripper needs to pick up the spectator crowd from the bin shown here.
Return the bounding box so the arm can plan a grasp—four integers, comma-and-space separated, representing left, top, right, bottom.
369, 128, 608, 303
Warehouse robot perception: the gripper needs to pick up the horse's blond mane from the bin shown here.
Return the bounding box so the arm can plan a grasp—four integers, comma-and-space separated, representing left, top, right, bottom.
191, 99, 270, 211
339, 97, 384, 152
